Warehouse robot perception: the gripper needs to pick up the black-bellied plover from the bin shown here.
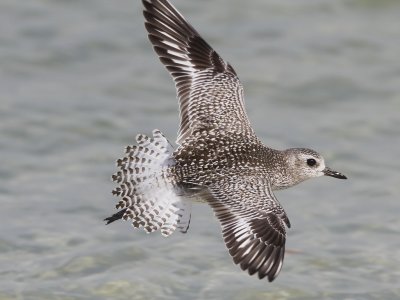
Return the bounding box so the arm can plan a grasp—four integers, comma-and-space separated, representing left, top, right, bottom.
105, 0, 347, 281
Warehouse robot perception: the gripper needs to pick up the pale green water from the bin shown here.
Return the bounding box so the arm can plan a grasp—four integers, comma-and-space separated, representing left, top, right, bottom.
1, 0, 400, 299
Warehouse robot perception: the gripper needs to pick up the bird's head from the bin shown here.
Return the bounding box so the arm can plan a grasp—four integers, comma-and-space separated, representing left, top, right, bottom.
284, 148, 347, 185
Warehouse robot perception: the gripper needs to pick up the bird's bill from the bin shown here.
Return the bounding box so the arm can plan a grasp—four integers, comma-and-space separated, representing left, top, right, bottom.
323, 167, 347, 179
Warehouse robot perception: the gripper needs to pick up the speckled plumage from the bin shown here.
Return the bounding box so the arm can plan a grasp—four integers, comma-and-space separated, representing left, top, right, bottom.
105, 0, 347, 282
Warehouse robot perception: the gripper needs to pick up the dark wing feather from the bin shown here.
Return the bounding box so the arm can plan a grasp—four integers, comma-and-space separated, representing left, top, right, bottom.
143, 0, 255, 144
206, 172, 290, 281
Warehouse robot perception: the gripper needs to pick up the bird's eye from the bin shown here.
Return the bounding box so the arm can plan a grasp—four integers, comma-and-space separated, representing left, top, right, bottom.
307, 158, 317, 167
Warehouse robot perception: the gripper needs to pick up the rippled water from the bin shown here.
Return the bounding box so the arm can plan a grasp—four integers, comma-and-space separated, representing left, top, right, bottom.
1, 0, 400, 299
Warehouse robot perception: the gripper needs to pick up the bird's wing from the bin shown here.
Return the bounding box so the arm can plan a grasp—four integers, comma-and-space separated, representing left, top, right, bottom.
143, 0, 256, 145
205, 171, 291, 281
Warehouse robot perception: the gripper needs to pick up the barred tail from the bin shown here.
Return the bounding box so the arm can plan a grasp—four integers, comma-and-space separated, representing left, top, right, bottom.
105, 129, 191, 236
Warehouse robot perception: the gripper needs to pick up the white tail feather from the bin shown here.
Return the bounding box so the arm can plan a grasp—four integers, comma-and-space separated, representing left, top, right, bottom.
111, 129, 191, 236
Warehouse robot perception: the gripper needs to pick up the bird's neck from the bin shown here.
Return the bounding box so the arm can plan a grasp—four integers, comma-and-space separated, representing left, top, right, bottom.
264, 148, 301, 190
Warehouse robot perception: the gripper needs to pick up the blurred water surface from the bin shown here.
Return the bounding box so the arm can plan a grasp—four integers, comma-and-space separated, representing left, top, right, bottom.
1, 0, 399, 299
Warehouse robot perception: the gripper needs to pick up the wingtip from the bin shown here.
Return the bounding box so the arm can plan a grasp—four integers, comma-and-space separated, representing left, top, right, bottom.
104, 208, 128, 225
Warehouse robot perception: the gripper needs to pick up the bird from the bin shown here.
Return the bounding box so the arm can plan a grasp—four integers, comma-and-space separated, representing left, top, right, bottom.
105, 0, 347, 282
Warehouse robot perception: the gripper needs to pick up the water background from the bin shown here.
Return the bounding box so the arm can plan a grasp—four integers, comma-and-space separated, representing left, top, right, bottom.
1, 0, 400, 299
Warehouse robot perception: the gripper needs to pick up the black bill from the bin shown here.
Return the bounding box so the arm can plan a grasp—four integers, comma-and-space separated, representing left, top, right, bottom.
323, 167, 347, 179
